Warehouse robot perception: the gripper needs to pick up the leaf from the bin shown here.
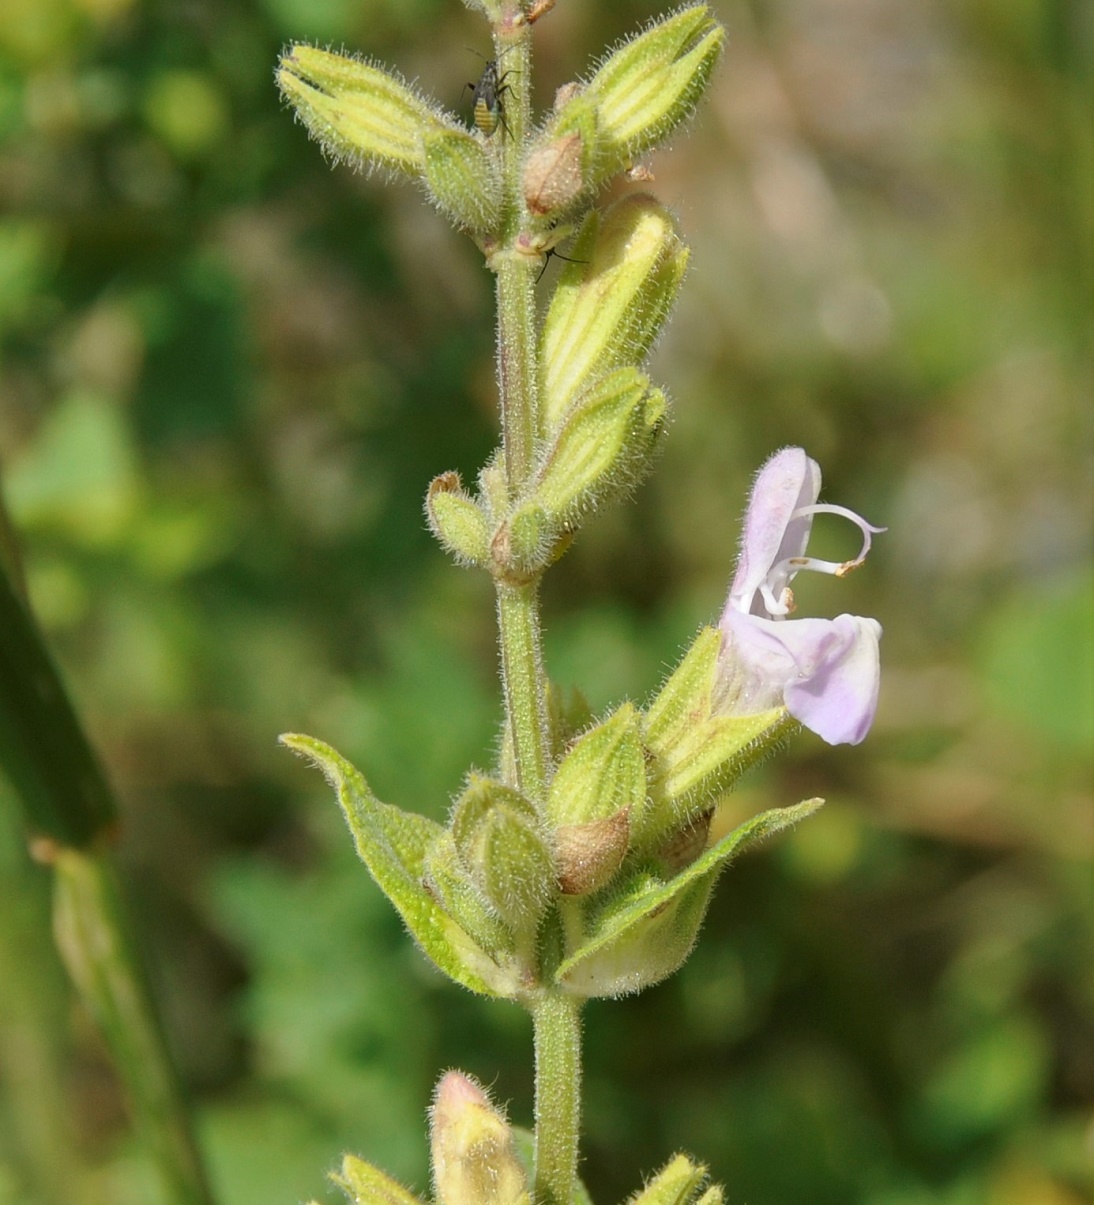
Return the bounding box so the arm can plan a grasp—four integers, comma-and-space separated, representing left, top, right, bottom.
280, 734, 521, 998
556, 799, 823, 994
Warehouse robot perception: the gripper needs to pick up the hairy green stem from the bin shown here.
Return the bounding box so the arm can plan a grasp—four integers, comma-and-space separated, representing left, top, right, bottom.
489, 13, 579, 1202
492, 15, 550, 804
497, 581, 549, 803
496, 258, 538, 490
533, 991, 583, 1205
493, 22, 537, 491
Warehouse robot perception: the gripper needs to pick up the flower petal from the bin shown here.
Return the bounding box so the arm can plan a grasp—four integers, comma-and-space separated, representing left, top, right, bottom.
727, 447, 821, 617
721, 610, 881, 745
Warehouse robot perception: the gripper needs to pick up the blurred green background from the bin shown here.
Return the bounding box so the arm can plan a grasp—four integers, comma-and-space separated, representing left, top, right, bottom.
0, 0, 1090, 1202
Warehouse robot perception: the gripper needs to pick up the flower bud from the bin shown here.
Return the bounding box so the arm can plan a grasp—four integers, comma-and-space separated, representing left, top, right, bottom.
333, 1154, 425, 1205
278, 46, 451, 178
430, 1072, 530, 1205
532, 367, 665, 527
423, 127, 501, 231
547, 703, 646, 894
523, 131, 587, 217
554, 810, 631, 896
426, 472, 490, 565
540, 195, 688, 432
451, 777, 555, 931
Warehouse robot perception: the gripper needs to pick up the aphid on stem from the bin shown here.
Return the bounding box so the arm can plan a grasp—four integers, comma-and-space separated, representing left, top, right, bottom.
464, 50, 516, 138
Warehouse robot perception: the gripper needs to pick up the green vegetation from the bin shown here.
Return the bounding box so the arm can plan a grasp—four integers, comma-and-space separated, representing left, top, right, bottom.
0, 0, 1089, 1202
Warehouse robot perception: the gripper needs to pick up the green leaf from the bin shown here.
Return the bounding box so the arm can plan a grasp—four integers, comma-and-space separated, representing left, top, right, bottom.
280, 734, 521, 998
556, 799, 822, 996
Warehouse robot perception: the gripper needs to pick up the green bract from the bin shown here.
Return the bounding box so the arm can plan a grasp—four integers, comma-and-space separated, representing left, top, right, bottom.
280, 734, 525, 999
556, 799, 823, 998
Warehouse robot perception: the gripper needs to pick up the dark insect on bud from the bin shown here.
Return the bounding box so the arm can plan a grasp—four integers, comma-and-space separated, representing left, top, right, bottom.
464, 54, 515, 138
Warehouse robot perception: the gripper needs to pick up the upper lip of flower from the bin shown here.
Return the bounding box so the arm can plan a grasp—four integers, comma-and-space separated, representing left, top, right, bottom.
725, 447, 886, 623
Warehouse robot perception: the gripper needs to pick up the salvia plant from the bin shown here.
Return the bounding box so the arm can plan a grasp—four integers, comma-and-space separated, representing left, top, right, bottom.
276, 3, 885, 1204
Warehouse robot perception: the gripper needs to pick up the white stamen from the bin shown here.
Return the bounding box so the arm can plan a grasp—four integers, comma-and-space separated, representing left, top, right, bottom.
759, 503, 885, 619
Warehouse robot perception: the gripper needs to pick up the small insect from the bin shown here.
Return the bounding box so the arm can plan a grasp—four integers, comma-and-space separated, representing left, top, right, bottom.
465, 53, 515, 139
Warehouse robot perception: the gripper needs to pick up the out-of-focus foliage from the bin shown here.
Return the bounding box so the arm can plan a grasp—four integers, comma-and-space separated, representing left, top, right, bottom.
0, 0, 1089, 1202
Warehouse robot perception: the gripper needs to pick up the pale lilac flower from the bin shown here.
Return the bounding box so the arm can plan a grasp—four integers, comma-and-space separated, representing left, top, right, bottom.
718, 447, 884, 745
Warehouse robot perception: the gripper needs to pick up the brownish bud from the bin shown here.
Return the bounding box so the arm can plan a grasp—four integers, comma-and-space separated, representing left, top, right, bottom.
555, 808, 631, 895
524, 133, 585, 216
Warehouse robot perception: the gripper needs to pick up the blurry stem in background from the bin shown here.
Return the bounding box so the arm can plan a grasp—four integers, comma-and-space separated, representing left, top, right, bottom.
0, 798, 76, 1205
0, 488, 215, 1205
52, 850, 214, 1205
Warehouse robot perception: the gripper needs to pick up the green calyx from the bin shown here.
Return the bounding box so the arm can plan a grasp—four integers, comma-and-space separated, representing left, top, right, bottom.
532, 367, 666, 528
423, 127, 502, 232
278, 46, 455, 179
540, 195, 688, 433
637, 627, 794, 851
626, 1154, 720, 1205
532, 5, 725, 211
451, 776, 555, 934
547, 704, 646, 895
332, 1155, 426, 1205
426, 472, 492, 566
